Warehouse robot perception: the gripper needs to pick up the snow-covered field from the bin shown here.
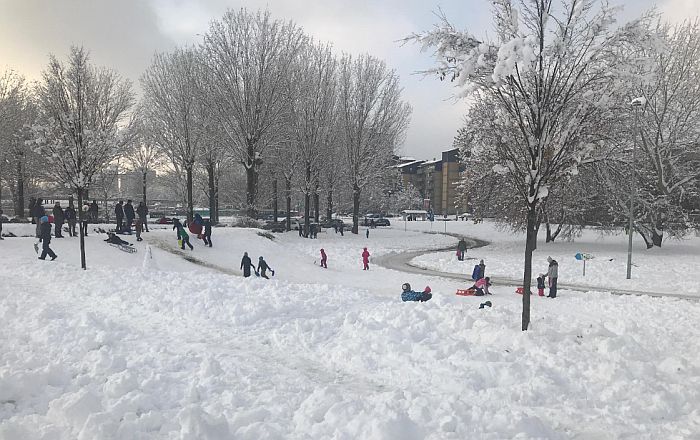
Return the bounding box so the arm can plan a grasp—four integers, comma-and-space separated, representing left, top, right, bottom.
409, 220, 700, 297
1, 222, 699, 439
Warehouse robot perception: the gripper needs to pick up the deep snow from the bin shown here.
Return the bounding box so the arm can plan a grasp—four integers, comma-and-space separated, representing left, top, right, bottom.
0, 221, 699, 439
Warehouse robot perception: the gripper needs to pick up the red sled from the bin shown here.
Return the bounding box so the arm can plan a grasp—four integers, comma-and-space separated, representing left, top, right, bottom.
456, 288, 477, 296
515, 287, 533, 295
189, 223, 203, 235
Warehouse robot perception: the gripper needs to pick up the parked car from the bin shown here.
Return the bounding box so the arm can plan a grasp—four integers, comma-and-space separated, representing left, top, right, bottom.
262, 221, 286, 233
157, 217, 174, 224
363, 216, 390, 226
374, 218, 391, 226
320, 218, 346, 229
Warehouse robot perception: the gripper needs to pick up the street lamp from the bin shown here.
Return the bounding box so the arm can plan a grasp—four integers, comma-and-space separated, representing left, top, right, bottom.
627, 96, 646, 279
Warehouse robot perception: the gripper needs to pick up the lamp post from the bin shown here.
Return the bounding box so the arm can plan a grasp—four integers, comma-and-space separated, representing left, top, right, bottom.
627, 97, 645, 279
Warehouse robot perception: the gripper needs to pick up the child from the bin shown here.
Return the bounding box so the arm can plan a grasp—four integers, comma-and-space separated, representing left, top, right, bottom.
362, 247, 370, 270
537, 274, 545, 297
473, 276, 492, 296
257, 256, 274, 279
320, 248, 327, 268
173, 218, 194, 250
202, 219, 212, 247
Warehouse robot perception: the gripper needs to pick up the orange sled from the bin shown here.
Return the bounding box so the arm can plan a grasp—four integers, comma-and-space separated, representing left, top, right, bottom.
456, 288, 477, 296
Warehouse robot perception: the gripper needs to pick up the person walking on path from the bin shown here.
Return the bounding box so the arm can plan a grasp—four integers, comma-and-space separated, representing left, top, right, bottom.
172, 218, 193, 250
115, 201, 124, 232
136, 201, 149, 232
240, 252, 253, 277
202, 219, 212, 247
38, 216, 57, 261
362, 247, 370, 270
546, 257, 559, 298
33, 197, 46, 238
89, 200, 99, 223
64, 202, 77, 237
457, 238, 467, 261
124, 200, 135, 233
320, 248, 327, 268
257, 256, 274, 279
52, 202, 65, 238
81, 203, 90, 236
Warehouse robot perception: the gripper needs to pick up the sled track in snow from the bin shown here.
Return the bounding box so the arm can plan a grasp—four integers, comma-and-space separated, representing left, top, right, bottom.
374, 233, 700, 301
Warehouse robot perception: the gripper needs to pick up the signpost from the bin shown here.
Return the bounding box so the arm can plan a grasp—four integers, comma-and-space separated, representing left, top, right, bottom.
575, 252, 594, 276
443, 214, 448, 233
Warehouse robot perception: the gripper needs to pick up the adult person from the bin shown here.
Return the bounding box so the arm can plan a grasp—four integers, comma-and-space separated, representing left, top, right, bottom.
37, 216, 57, 261
240, 252, 253, 277
479, 259, 486, 279
202, 218, 212, 247
64, 201, 77, 237
546, 256, 559, 298
32, 197, 46, 238
28, 198, 36, 224
457, 238, 467, 261
114, 200, 124, 232
124, 200, 135, 233
339, 222, 344, 236
81, 202, 90, 236
89, 200, 99, 223
52, 202, 65, 238
362, 247, 370, 270
136, 201, 149, 232
257, 256, 274, 279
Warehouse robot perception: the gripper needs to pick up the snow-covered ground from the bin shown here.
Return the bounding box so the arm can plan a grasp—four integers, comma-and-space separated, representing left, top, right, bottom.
407, 220, 700, 297
1, 222, 699, 439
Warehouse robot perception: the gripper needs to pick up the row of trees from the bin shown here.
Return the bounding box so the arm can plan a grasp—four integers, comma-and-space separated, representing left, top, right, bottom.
0, 8, 413, 269
411, 0, 700, 330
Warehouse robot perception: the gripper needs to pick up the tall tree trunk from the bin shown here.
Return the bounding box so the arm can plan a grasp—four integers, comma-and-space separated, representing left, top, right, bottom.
272, 178, 278, 223
326, 186, 333, 221
142, 170, 147, 205
285, 177, 292, 231
207, 163, 215, 223
186, 165, 194, 223
304, 165, 311, 238
313, 190, 320, 223
352, 183, 360, 234
522, 203, 538, 331
77, 187, 87, 270
245, 142, 258, 219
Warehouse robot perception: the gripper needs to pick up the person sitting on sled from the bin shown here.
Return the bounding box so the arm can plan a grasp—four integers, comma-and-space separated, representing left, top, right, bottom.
401, 283, 432, 302
471, 276, 492, 296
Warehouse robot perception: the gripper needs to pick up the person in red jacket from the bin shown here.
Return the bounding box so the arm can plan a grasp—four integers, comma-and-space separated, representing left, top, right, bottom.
320, 248, 327, 268
362, 247, 370, 270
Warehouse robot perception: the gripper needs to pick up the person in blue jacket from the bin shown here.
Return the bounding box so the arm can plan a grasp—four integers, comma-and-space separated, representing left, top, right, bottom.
401, 283, 432, 302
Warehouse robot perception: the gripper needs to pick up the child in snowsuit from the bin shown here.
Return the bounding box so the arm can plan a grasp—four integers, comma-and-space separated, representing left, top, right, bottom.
537, 274, 546, 297
472, 277, 491, 296
202, 219, 212, 247
401, 283, 432, 302
240, 252, 253, 277
173, 219, 193, 250
38, 216, 57, 260
257, 256, 274, 279
362, 247, 370, 270
320, 248, 327, 268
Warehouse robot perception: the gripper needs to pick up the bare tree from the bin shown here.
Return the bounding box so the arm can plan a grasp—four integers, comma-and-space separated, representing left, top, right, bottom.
141, 47, 207, 222
33, 46, 134, 269
203, 9, 305, 218
408, 0, 641, 329
125, 115, 164, 208
338, 54, 411, 234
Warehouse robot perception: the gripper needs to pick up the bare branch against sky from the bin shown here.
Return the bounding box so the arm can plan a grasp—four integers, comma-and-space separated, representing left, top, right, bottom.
1, 0, 697, 157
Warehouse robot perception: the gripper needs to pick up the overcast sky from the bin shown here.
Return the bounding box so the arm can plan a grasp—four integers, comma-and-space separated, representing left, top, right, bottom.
1, 0, 698, 158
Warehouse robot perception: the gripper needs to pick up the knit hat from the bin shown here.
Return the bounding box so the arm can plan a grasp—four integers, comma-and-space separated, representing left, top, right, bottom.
40, 215, 49, 223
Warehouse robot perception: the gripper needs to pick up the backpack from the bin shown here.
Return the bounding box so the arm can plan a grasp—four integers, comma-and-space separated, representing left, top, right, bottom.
471, 265, 481, 280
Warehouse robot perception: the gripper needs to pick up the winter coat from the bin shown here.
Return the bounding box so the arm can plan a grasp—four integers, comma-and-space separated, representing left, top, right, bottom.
136, 204, 148, 220
124, 203, 135, 220
320, 249, 327, 260
52, 206, 64, 223
115, 203, 124, 219
457, 239, 467, 251
33, 203, 46, 218
193, 214, 203, 226
362, 250, 370, 263
471, 265, 482, 281
547, 260, 559, 279
89, 202, 98, 219
257, 259, 272, 274
64, 206, 76, 221
537, 277, 546, 289
240, 255, 253, 276
203, 221, 212, 235
479, 262, 486, 278
401, 290, 432, 302
39, 222, 52, 242
475, 278, 490, 289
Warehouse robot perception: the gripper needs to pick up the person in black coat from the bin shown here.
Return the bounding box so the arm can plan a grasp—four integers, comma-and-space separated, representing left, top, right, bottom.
136, 202, 149, 232
115, 201, 124, 232
52, 202, 65, 238
124, 200, 135, 233
64, 203, 77, 237
240, 252, 253, 277
257, 256, 274, 279
28, 198, 36, 224
89, 200, 99, 222
38, 216, 57, 260
33, 198, 46, 238
202, 219, 212, 247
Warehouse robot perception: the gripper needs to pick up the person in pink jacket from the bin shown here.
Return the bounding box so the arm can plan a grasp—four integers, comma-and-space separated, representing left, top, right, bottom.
473, 276, 492, 295
320, 248, 327, 268
362, 247, 370, 270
